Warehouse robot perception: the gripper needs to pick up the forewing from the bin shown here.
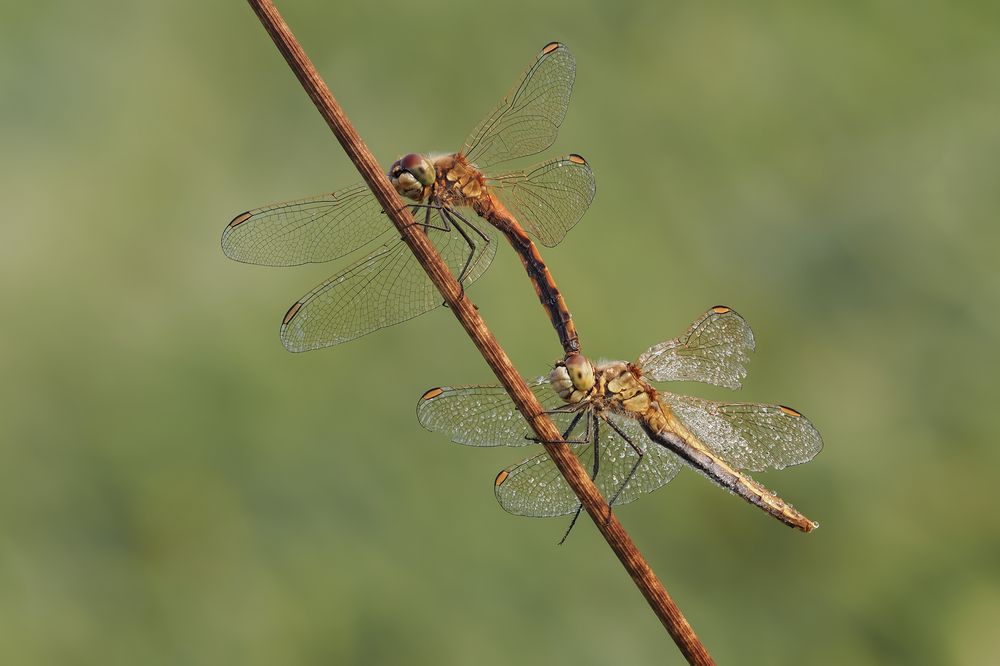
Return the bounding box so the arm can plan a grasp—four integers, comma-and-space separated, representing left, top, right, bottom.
416, 377, 578, 448
638, 306, 756, 389
494, 412, 683, 517
279, 211, 497, 351
222, 184, 389, 266
661, 392, 823, 472
488, 155, 596, 247
462, 42, 575, 169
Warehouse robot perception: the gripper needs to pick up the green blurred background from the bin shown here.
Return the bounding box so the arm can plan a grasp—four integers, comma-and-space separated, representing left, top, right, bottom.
2, 1, 998, 664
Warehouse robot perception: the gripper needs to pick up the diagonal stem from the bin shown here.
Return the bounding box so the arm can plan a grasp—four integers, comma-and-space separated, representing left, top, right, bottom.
244, 2, 715, 664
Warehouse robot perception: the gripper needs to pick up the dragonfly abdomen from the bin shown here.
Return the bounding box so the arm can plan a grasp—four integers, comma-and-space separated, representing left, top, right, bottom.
475, 194, 580, 354
645, 407, 818, 532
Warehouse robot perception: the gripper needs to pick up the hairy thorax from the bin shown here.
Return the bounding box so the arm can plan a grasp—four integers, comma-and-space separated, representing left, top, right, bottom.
552, 357, 656, 417
595, 361, 655, 418
432, 154, 487, 208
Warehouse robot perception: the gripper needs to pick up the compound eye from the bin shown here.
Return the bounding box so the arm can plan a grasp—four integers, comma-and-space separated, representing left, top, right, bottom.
564, 354, 595, 391
388, 155, 433, 198
401, 153, 424, 170
547, 364, 576, 402
411, 159, 435, 187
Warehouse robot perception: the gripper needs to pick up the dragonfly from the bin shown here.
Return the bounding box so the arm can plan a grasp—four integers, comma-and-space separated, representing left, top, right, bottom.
418, 306, 823, 540
222, 42, 594, 354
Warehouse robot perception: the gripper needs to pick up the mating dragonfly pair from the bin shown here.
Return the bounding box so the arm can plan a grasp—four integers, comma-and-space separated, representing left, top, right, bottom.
223, 43, 822, 537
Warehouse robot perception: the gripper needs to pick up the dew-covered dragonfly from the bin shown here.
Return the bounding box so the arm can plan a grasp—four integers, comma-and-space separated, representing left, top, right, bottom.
418, 307, 822, 540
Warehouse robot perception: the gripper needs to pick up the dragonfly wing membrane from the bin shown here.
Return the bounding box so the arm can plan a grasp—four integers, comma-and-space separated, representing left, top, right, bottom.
488, 155, 596, 247
494, 411, 683, 517
638, 306, 756, 389
661, 392, 823, 472
222, 184, 390, 266
462, 42, 576, 169
601, 412, 684, 507
495, 445, 591, 518
280, 212, 497, 351
417, 378, 577, 448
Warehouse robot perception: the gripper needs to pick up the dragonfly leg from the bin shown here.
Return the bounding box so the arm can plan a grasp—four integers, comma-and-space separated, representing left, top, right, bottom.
558, 414, 600, 545
524, 408, 590, 444
541, 404, 583, 415
592, 414, 601, 480
560, 507, 583, 545
447, 206, 492, 244
447, 207, 495, 298
440, 207, 479, 295
402, 204, 465, 309
603, 417, 645, 519
405, 203, 452, 232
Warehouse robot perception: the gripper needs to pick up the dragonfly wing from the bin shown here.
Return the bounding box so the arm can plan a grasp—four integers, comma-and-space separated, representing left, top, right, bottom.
416, 377, 579, 448
279, 211, 497, 351
462, 42, 575, 170
222, 183, 390, 266
487, 155, 596, 247
637, 306, 756, 389
661, 392, 823, 472
494, 411, 683, 517
600, 412, 685, 507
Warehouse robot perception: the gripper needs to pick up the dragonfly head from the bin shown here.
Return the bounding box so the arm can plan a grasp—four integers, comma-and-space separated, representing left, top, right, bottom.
388, 153, 435, 201
549, 354, 595, 403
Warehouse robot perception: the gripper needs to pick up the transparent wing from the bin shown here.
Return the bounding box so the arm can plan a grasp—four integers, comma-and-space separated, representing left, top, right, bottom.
279, 211, 497, 351
637, 306, 756, 389
494, 412, 683, 517
416, 377, 581, 447
487, 155, 595, 247
660, 392, 823, 472
222, 184, 391, 266
462, 42, 575, 169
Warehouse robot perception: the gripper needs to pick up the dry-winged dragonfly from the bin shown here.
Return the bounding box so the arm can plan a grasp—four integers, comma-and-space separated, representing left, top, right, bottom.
223, 42, 593, 353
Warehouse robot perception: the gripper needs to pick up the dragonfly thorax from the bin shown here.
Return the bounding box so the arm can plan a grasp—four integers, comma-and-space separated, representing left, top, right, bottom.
599, 362, 654, 416
437, 153, 486, 206
388, 153, 435, 202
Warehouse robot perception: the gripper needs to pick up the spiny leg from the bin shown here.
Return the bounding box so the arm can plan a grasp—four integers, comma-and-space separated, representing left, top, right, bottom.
395, 202, 481, 304
440, 207, 479, 291
603, 417, 645, 518
524, 407, 591, 444
404, 203, 451, 233
411, 205, 461, 309
399, 206, 443, 239
403, 203, 468, 307
446, 206, 492, 244
559, 414, 600, 545
542, 404, 585, 415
